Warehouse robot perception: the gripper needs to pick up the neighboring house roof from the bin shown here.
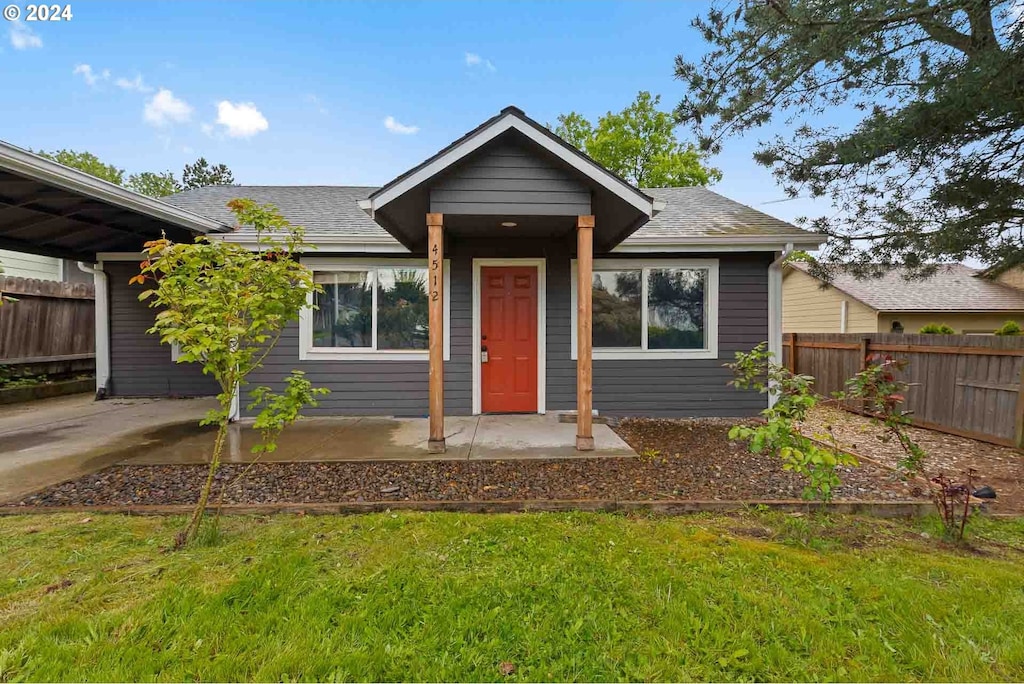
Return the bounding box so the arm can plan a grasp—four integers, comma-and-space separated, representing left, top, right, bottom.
164, 184, 819, 246
788, 262, 1024, 312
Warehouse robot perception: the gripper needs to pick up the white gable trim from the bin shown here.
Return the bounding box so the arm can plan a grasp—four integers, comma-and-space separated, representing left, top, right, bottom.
367, 113, 655, 217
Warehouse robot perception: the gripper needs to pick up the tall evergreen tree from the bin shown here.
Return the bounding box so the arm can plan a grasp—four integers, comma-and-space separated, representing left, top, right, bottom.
675, 0, 1024, 277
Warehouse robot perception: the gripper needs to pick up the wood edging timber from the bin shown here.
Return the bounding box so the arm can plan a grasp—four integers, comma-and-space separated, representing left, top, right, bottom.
0, 499, 934, 518
0, 378, 95, 405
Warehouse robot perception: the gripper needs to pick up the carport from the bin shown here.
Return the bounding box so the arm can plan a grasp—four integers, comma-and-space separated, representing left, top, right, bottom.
0, 141, 231, 397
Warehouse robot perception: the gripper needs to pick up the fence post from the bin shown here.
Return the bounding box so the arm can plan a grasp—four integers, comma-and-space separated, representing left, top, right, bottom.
859, 337, 871, 412
787, 332, 797, 373
1015, 360, 1024, 449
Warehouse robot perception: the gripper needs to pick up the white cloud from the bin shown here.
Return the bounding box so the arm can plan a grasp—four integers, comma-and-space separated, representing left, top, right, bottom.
73, 64, 101, 86
215, 100, 269, 138
465, 51, 496, 72
9, 21, 42, 50
384, 115, 419, 135
306, 93, 328, 115
115, 74, 152, 93
143, 88, 193, 127
200, 122, 214, 136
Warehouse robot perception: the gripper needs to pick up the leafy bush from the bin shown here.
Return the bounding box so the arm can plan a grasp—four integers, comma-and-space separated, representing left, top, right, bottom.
838, 354, 926, 475
726, 343, 858, 502
919, 323, 955, 334
994, 320, 1022, 336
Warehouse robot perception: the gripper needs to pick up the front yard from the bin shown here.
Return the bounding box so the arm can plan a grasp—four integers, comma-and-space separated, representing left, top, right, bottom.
2, 511, 1023, 681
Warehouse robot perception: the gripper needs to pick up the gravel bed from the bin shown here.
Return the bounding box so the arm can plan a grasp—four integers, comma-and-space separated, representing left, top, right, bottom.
9, 418, 921, 507
799, 405, 1024, 513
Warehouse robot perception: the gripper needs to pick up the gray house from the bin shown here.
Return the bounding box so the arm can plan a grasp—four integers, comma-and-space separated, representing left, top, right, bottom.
0, 106, 821, 452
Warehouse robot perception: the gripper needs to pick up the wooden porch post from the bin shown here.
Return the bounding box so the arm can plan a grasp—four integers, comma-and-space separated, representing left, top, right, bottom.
576, 215, 595, 451
427, 213, 445, 454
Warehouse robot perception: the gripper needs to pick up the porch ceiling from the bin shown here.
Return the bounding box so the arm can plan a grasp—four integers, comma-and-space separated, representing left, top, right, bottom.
0, 142, 230, 262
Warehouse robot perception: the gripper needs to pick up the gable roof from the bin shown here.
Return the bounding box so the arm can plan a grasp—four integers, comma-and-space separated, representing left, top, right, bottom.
366, 106, 656, 217
788, 262, 1024, 312
164, 184, 823, 248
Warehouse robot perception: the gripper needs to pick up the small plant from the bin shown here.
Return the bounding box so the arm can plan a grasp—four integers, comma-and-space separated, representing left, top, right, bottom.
134, 199, 327, 548
839, 354, 926, 475
726, 343, 858, 502
919, 323, 955, 334
931, 469, 976, 543
994, 320, 1022, 336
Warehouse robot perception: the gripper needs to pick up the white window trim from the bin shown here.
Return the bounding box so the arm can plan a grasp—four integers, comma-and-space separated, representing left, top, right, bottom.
472, 258, 547, 415
298, 257, 450, 361
570, 258, 719, 360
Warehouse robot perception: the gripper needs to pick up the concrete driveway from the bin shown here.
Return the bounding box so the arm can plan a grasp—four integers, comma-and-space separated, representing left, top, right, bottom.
0, 394, 216, 503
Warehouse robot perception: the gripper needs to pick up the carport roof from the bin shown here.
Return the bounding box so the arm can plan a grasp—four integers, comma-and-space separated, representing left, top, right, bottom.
0, 141, 232, 262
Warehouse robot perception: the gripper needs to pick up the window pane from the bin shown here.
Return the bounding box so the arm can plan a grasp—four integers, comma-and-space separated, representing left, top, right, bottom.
312, 272, 372, 348
592, 270, 641, 347
647, 268, 706, 349
377, 268, 429, 350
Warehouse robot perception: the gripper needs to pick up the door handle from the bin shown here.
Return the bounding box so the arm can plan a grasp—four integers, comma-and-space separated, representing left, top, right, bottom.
481, 345, 489, 363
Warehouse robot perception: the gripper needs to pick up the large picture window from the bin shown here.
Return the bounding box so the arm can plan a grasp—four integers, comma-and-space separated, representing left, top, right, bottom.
572, 259, 718, 360
300, 259, 449, 360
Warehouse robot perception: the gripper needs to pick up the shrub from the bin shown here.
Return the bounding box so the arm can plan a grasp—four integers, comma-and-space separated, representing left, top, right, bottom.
726, 343, 858, 502
919, 323, 955, 334
994, 320, 1022, 336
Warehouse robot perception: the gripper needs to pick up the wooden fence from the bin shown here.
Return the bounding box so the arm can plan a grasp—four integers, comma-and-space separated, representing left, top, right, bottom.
0, 276, 95, 376
782, 333, 1024, 448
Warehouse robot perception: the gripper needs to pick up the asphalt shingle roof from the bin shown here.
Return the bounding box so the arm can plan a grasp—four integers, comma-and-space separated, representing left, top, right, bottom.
164, 184, 816, 244
791, 262, 1024, 312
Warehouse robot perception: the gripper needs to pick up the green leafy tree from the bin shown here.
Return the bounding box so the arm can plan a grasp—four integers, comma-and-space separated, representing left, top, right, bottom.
182, 157, 235, 190
675, 0, 1024, 277
133, 199, 326, 547
127, 170, 181, 198
554, 91, 722, 187
37, 149, 124, 185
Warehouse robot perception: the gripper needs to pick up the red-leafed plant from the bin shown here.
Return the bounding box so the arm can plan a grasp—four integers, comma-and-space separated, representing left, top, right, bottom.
839, 354, 925, 475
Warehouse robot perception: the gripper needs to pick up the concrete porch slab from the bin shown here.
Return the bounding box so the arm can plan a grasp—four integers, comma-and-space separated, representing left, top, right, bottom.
122, 414, 637, 465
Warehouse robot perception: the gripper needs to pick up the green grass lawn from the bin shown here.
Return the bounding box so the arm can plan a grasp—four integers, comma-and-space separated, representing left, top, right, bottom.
1, 511, 1023, 682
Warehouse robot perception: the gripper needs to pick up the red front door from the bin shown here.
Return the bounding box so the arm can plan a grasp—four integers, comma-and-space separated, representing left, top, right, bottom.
481, 266, 538, 413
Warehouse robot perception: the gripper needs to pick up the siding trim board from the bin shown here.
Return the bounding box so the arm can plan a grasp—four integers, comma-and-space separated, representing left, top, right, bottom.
472, 258, 548, 415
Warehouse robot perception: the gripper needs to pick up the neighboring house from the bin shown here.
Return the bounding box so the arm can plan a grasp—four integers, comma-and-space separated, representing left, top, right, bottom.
0, 106, 822, 451
783, 262, 1024, 334
0, 249, 91, 284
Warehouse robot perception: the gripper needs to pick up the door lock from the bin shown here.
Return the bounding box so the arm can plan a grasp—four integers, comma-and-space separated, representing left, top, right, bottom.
481, 345, 489, 363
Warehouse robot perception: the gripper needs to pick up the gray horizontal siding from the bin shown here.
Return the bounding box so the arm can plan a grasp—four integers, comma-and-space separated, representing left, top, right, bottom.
107, 244, 768, 419
106, 262, 219, 398
241, 255, 472, 418
430, 140, 591, 216
546, 252, 769, 418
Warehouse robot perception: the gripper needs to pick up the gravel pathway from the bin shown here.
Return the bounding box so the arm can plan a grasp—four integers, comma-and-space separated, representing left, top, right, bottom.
9, 418, 920, 507
798, 405, 1024, 513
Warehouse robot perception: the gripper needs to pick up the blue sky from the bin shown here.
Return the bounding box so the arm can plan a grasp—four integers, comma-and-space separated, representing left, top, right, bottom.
0, 0, 830, 224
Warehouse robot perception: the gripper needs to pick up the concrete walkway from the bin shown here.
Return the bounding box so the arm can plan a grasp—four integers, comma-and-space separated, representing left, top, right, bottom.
0, 394, 217, 503
0, 397, 636, 503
